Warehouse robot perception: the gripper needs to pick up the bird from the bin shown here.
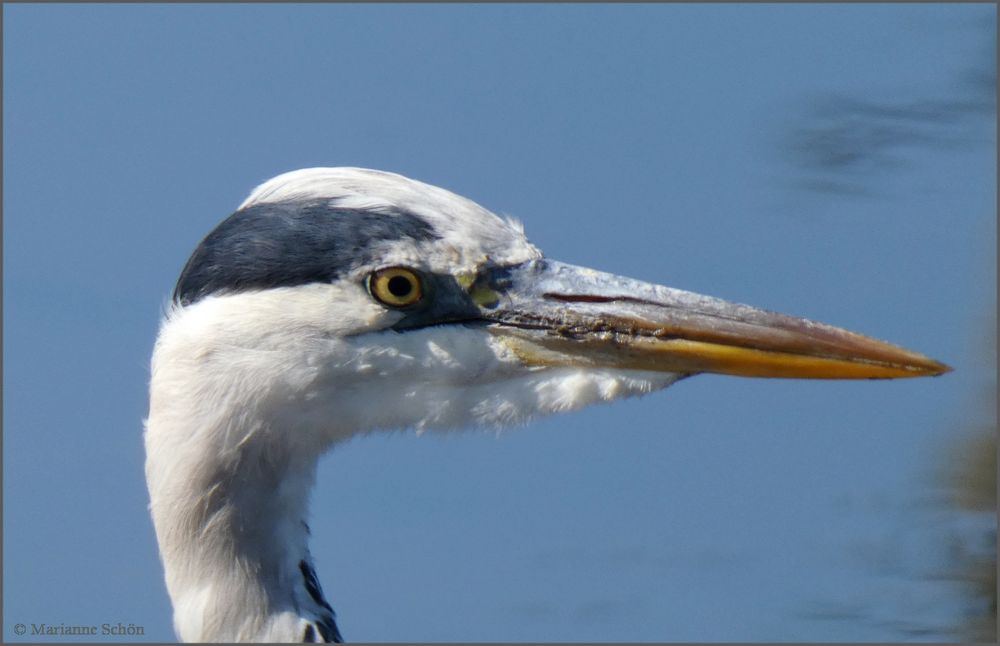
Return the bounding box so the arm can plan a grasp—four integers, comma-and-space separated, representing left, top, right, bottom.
144, 167, 950, 642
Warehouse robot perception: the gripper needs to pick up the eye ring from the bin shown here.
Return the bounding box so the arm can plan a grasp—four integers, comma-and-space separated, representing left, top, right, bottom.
368, 267, 424, 308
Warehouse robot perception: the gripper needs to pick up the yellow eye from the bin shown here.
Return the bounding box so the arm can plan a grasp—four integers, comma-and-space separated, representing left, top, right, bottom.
368, 267, 424, 308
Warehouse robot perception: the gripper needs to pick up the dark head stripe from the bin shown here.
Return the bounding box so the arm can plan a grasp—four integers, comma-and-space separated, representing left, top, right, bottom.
173, 200, 439, 306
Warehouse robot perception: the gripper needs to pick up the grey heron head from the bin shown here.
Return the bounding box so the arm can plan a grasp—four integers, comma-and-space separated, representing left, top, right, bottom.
163, 167, 950, 439
146, 167, 952, 642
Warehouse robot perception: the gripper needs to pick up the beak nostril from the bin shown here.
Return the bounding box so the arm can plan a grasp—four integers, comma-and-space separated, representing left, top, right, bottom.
544, 292, 626, 304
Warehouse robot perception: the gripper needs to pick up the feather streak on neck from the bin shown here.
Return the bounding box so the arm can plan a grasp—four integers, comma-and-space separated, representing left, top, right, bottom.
146, 407, 339, 642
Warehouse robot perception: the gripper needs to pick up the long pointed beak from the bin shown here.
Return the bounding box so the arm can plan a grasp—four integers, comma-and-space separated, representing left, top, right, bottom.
477, 260, 951, 379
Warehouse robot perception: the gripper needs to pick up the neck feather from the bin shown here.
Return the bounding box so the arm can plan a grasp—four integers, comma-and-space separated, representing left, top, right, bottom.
145, 410, 342, 642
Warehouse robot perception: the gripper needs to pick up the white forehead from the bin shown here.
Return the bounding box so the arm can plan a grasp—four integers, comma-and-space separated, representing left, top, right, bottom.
241, 167, 541, 269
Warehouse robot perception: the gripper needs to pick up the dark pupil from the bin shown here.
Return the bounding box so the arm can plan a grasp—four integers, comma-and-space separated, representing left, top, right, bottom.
387, 275, 413, 298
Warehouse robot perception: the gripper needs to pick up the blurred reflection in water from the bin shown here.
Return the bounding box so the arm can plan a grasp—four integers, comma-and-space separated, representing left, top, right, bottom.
938, 326, 996, 642
782, 18, 995, 198
776, 14, 995, 642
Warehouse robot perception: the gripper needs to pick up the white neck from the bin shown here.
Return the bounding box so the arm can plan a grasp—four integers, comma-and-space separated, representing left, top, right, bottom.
145, 409, 341, 642
144, 294, 354, 642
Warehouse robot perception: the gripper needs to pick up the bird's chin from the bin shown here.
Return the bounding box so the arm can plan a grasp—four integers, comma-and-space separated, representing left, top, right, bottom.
439, 330, 683, 428
428, 365, 682, 432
